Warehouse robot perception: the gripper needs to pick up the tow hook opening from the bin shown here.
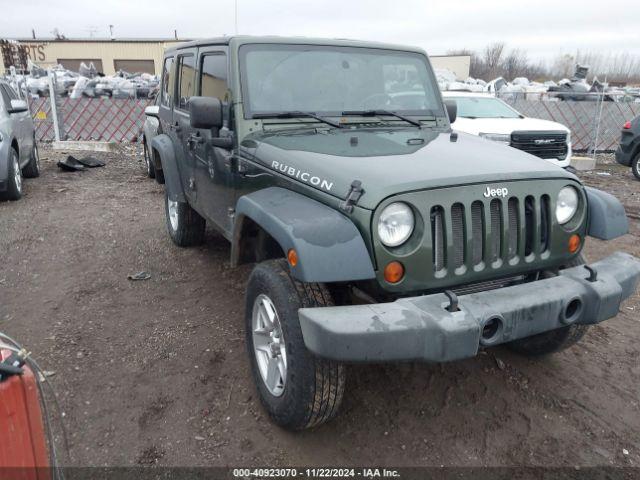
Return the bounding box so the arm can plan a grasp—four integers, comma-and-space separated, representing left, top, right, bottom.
480, 316, 503, 345
562, 297, 583, 324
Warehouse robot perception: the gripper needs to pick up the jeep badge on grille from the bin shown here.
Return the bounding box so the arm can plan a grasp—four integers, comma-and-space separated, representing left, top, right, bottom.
483, 187, 509, 198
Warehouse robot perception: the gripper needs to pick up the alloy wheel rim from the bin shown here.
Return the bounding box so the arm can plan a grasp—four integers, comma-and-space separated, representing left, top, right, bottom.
167, 197, 179, 231
13, 155, 21, 192
252, 294, 287, 397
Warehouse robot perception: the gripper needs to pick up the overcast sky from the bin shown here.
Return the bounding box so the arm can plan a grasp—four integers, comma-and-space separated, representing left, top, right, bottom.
2, 0, 639, 61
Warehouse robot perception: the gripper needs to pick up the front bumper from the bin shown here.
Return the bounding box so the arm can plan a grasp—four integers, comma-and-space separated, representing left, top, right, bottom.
299, 252, 640, 363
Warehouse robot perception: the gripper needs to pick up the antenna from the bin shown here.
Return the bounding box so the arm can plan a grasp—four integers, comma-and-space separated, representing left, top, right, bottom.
234, 0, 238, 34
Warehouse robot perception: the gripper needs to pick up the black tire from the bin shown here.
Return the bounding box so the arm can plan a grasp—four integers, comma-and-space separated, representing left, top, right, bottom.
143, 139, 155, 179
164, 190, 205, 247
507, 254, 589, 356
1, 147, 22, 201
22, 140, 40, 178
245, 259, 346, 430
632, 152, 640, 181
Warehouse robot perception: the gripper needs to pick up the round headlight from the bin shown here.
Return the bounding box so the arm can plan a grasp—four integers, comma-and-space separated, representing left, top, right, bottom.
556, 186, 579, 224
378, 202, 414, 247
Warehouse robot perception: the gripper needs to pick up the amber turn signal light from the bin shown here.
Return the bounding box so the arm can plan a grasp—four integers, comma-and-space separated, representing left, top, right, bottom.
287, 249, 298, 267
568, 234, 581, 253
384, 261, 405, 284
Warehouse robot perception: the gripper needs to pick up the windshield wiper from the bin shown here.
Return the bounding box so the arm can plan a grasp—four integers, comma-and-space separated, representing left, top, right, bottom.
252, 111, 343, 129
341, 110, 423, 128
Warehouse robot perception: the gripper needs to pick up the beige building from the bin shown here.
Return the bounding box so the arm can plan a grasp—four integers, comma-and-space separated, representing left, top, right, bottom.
430, 54, 471, 80
1, 38, 470, 81
0, 38, 187, 76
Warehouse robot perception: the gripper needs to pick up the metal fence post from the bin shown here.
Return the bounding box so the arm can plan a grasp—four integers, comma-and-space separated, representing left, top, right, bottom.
47, 72, 61, 142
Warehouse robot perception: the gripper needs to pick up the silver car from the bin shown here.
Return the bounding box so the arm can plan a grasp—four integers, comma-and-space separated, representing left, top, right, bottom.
142, 97, 161, 180
0, 81, 39, 201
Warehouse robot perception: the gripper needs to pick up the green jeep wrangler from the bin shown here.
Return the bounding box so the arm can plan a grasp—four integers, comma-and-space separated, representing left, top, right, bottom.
149, 36, 640, 430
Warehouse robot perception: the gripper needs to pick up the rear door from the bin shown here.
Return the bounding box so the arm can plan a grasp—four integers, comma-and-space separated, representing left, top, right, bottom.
158, 54, 178, 179
173, 49, 198, 203
192, 46, 236, 235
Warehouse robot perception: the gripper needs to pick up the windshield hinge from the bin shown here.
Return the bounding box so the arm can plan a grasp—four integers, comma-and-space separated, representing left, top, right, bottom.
339, 180, 364, 214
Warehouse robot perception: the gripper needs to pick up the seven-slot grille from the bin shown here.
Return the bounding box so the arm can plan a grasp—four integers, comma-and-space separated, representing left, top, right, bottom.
431, 195, 550, 274
510, 131, 568, 159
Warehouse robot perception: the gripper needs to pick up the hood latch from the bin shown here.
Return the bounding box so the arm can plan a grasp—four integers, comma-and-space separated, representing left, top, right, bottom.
339, 180, 364, 214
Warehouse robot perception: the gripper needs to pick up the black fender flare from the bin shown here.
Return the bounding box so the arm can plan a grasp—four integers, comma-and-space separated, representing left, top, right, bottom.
151, 134, 184, 201
232, 187, 376, 283
585, 186, 629, 240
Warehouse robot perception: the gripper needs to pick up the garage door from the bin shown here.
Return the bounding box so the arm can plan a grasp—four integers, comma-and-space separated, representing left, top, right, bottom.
58, 59, 104, 74
113, 59, 155, 74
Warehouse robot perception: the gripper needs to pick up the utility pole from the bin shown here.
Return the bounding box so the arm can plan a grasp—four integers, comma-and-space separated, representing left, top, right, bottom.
108, 24, 114, 40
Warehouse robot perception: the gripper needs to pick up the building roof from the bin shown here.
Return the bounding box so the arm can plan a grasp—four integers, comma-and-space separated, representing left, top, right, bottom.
8, 37, 191, 43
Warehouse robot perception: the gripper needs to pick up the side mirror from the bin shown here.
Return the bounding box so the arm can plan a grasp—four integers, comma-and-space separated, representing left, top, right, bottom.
189, 96, 223, 130
444, 99, 457, 124
8, 99, 28, 114
144, 105, 159, 118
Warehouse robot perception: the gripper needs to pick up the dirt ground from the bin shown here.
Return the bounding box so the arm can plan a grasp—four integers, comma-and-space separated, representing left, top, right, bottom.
1, 146, 639, 468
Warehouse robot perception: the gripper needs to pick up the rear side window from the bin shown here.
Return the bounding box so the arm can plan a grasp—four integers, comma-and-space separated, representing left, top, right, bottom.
0, 85, 11, 109
2, 84, 18, 100
199, 54, 228, 101
160, 56, 174, 107
176, 54, 195, 110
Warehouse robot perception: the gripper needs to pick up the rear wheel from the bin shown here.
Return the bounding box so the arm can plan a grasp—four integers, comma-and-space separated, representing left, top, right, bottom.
507, 254, 589, 356
143, 140, 155, 179
164, 190, 205, 247
22, 140, 40, 178
632, 152, 640, 180
246, 259, 345, 430
2, 148, 22, 201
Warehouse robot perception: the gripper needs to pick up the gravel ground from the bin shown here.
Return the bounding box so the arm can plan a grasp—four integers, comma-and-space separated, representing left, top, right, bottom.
0, 146, 639, 468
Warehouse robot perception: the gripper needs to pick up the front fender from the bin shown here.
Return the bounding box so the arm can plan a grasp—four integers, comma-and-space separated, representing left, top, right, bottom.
151, 134, 184, 201
233, 187, 375, 283
585, 186, 629, 240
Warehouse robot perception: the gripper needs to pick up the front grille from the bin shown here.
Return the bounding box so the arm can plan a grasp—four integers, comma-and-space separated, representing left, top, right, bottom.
510, 131, 568, 159
431, 194, 550, 274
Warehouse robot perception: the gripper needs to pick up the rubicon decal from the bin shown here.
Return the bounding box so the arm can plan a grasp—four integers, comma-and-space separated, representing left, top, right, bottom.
483, 186, 509, 198
271, 161, 334, 192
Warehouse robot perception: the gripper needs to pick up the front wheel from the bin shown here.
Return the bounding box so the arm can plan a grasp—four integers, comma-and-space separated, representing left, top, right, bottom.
164, 190, 205, 247
632, 153, 640, 181
1, 148, 22, 201
246, 259, 345, 430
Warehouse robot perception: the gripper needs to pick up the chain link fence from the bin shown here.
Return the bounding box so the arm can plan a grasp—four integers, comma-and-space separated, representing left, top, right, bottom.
18, 76, 640, 149
497, 91, 639, 153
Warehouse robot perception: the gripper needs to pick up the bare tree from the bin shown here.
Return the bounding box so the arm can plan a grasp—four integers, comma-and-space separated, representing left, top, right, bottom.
483, 42, 505, 79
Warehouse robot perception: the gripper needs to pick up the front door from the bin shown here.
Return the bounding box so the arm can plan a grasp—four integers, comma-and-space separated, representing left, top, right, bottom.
192, 47, 236, 236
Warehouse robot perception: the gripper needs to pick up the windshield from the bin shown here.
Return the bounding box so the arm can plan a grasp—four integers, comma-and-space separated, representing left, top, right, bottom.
239, 44, 443, 118
451, 96, 520, 119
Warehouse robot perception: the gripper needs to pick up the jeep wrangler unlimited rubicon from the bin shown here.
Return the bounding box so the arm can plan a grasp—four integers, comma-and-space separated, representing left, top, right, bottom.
151, 36, 640, 430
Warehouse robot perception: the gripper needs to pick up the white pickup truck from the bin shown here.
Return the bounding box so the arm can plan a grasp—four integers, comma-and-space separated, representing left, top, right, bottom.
442, 91, 572, 168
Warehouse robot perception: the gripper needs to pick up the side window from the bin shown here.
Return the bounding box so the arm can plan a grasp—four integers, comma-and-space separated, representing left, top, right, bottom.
199, 54, 228, 101
160, 56, 174, 107
0, 86, 11, 110
2, 84, 18, 100
0, 83, 11, 109
175, 54, 195, 110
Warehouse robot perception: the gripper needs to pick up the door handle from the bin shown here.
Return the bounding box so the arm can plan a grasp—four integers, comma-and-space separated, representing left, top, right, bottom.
187, 133, 204, 150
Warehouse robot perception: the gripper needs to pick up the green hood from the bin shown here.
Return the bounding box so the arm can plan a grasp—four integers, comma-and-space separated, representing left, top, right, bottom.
246, 128, 577, 210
